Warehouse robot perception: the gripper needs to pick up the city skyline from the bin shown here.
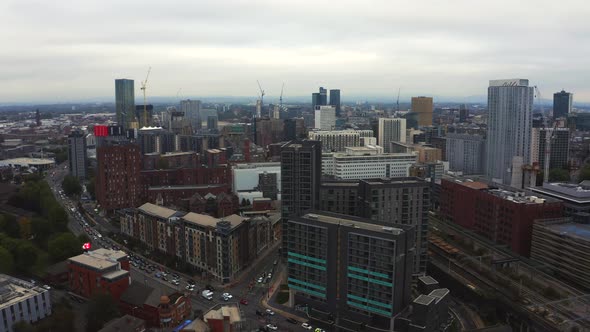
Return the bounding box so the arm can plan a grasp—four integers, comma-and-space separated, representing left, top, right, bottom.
1, 0, 589, 102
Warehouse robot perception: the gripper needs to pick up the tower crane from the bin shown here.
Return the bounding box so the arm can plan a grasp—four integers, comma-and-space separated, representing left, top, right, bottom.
141, 66, 152, 127
396, 87, 401, 116
257, 80, 265, 115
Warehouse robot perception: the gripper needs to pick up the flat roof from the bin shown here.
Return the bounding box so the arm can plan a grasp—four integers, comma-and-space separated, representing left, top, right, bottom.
300, 212, 410, 235
545, 222, 590, 242
418, 275, 438, 285
413, 294, 435, 306
98, 315, 145, 332
102, 269, 129, 280
182, 213, 246, 229
69, 249, 127, 270
531, 185, 590, 204
147, 184, 225, 191
0, 158, 55, 166
0, 275, 48, 310
204, 305, 241, 324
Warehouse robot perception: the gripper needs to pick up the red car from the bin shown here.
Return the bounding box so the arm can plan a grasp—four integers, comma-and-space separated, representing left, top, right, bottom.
240, 299, 249, 305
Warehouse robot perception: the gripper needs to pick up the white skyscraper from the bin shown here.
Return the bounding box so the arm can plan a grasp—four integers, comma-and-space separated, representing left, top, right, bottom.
180, 99, 202, 131
485, 79, 534, 186
314, 105, 336, 130
378, 118, 406, 152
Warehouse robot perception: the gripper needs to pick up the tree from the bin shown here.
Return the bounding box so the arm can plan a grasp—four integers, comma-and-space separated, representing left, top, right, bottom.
14, 241, 38, 274
48, 233, 81, 262
580, 165, 590, 182
87, 177, 96, 200
48, 205, 69, 231
31, 218, 52, 248
0, 246, 14, 274
18, 217, 32, 240
78, 234, 91, 244
549, 168, 570, 182
62, 175, 82, 197
36, 300, 75, 332
0, 214, 21, 238
86, 292, 120, 332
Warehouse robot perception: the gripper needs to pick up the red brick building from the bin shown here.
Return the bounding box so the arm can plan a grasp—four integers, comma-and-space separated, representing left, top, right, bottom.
67, 248, 130, 300
96, 143, 141, 211
119, 282, 192, 328
440, 178, 564, 256
203, 305, 242, 332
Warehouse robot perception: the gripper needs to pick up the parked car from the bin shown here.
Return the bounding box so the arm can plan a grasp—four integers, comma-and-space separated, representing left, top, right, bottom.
302, 323, 312, 330
265, 309, 275, 316
266, 324, 278, 331
240, 299, 249, 305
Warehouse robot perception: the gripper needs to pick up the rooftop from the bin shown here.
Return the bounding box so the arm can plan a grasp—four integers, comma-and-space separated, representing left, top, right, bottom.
68, 249, 127, 270
147, 184, 225, 191
545, 222, 590, 242
418, 275, 439, 285
138, 202, 184, 219
102, 269, 129, 280
120, 282, 161, 307
413, 294, 435, 306
0, 275, 48, 310
98, 315, 145, 332
0, 158, 55, 166
530, 182, 590, 204
204, 305, 241, 324
182, 212, 246, 229
300, 212, 411, 235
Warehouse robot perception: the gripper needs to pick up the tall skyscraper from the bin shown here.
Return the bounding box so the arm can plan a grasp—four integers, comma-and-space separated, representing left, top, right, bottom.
553, 90, 573, 119
284, 118, 306, 141
329, 89, 341, 117
280, 140, 322, 219
485, 79, 534, 186
180, 99, 202, 131
115, 79, 135, 129
446, 134, 486, 175
207, 115, 219, 131
411, 96, 433, 127
312, 87, 328, 109
378, 118, 406, 152
459, 104, 469, 123
314, 105, 336, 130
68, 130, 87, 179
535, 127, 570, 171
285, 212, 414, 331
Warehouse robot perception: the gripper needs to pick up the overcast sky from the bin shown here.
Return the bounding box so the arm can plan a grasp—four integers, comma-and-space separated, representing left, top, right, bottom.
1, 0, 589, 103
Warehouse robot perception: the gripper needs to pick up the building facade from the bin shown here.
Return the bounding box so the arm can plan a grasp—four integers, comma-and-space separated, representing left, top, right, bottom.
446, 134, 486, 175
440, 178, 563, 256
329, 89, 341, 117
115, 79, 136, 129
68, 249, 130, 300
308, 130, 373, 152
96, 143, 142, 212
536, 127, 570, 171
485, 79, 534, 186
411, 97, 434, 127
553, 90, 573, 119
180, 99, 202, 131
0, 275, 52, 332
285, 212, 415, 332
68, 130, 87, 179
378, 118, 406, 152
314, 106, 336, 130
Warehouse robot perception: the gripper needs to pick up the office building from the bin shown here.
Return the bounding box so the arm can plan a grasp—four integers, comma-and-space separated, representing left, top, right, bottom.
312, 87, 328, 109
308, 129, 373, 152
485, 79, 534, 186
378, 118, 406, 152
430, 136, 447, 161
358, 178, 430, 275
446, 134, 486, 175
285, 212, 415, 331
68, 248, 130, 300
530, 181, 590, 216
280, 140, 322, 218
115, 79, 136, 129
137, 127, 175, 155
531, 217, 590, 290
411, 97, 433, 127
0, 275, 52, 332
284, 118, 306, 141
96, 142, 141, 212
553, 90, 573, 119
135, 104, 154, 127
120, 283, 192, 328
314, 106, 336, 130
180, 99, 202, 131
329, 89, 341, 117
255, 117, 272, 147
533, 127, 570, 171
207, 115, 219, 131
441, 177, 563, 256
322, 146, 417, 180
258, 172, 278, 200
409, 162, 445, 183
232, 162, 281, 193
459, 104, 468, 123
68, 130, 87, 179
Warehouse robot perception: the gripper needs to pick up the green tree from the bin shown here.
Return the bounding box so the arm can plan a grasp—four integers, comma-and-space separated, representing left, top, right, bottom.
0, 246, 14, 274
62, 175, 82, 197
549, 168, 570, 182
48, 205, 69, 231
0, 214, 20, 238
14, 241, 38, 274
87, 177, 96, 200
48, 233, 81, 262
580, 165, 590, 182
36, 300, 75, 332
86, 292, 120, 332
78, 234, 91, 244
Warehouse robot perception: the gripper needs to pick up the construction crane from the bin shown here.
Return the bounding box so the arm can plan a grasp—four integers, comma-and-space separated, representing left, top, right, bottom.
396, 87, 401, 116
141, 66, 152, 127
535, 85, 559, 183
256, 80, 265, 115
279, 82, 285, 110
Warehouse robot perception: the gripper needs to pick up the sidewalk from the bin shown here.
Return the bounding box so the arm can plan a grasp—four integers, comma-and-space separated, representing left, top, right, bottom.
260, 265, 308, 323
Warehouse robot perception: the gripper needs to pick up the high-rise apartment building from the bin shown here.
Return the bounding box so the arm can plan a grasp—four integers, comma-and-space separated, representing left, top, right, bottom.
532, 127, 570, 171
411, 97, 433, 127
68, 130, 87, 179
358, 178, 430, 275
378, 118, 406, 152
285, 212, 414, 331
308, 129, 373, 152
314, 105, 336, 130
180, 99, 202, 131
329, 89, 341, 117
96, 142, 141, 211
459, 104, 469, 123
446, 133, 486, 175
485, 79, 534, 186
207, 115, 219, 131
553, 90, 573, 119
115, 79, 136, 129
280, 140, 322, 219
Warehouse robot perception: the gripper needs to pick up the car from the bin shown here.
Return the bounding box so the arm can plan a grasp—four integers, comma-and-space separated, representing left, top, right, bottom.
286, 318, 297, 324
162, 276, 168, 281
240, 299, 249, 305
265, 309, 275, 316
257, 277, 264, 283
267, 273, 272, 279
42, 285, 51, 290
172, 280, 180, 286
222, 293, 233, 299
187, 279, 195, 285
172, 273, 180, 279
185, 285, 195, 291
273, 259, 278, 265
302, 323, 312, 330
266, 324, 278, 331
